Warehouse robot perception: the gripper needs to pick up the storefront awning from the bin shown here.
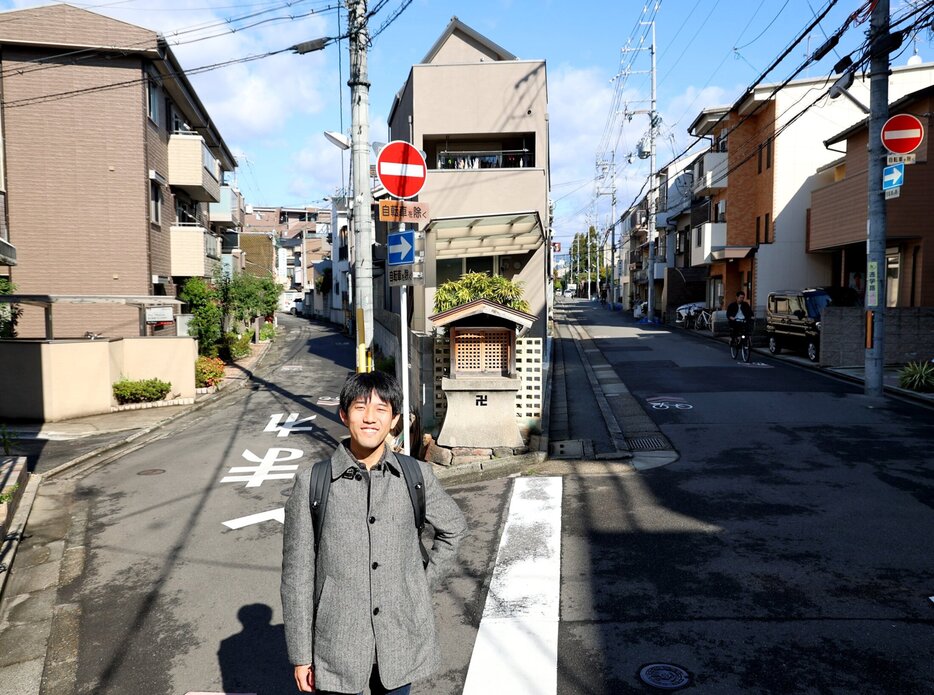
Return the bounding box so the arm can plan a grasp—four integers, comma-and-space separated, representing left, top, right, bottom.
709, 246, 754, 261
424, 211, 544, 259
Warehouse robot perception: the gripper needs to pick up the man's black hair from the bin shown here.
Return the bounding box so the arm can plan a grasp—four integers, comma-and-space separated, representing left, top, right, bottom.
736, 290, 746, 297
339, 371, 403, 415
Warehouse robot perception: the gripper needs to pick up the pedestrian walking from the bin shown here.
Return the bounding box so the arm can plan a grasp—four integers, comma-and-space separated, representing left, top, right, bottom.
281, 371, 468, 694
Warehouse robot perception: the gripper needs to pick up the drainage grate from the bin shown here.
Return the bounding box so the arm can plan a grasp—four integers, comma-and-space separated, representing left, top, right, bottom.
639, 663, 692, 690
626, 436, 669, 451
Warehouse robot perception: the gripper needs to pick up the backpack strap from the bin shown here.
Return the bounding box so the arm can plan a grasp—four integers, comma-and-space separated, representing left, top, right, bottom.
309, 459, 332, 556
395, 453, 429, 568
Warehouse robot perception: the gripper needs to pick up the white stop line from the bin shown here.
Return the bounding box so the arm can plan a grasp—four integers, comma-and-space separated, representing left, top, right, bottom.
463, 477, 563, 695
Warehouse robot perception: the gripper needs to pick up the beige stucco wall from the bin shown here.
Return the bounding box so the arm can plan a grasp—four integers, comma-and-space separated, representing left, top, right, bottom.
114, 337, 196, 398
0, 337, 196, 421
168, 134, 220, 201
170, 226, 208, 277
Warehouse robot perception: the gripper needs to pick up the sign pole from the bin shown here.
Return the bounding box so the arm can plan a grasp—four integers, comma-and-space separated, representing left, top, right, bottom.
399, 217, 410, 456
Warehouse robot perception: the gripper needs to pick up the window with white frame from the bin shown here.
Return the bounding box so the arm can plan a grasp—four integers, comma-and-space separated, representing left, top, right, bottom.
150, 181, 162, 224
147, 80, 161, 126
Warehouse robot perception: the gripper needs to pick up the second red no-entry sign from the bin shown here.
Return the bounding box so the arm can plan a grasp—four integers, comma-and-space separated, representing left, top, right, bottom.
376, 140, 427, 199
881, 113, 924, 155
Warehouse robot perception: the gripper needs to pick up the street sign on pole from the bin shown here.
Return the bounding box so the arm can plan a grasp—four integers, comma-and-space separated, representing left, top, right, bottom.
388, 230, 415, 265
882, 162, 904, 190
376, 140, 427, 199
880, 113, 924, 154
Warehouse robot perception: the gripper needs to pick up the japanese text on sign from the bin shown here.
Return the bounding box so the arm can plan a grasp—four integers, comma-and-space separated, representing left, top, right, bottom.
378, 201, 430, 223
389, 266, 413, 286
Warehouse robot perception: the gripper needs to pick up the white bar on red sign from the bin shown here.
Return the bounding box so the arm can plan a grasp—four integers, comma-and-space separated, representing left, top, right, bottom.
379, 162, 424, 177
884, 129, 922, 141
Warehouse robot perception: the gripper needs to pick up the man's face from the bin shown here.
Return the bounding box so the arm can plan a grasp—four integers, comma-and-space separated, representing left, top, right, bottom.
737, 293, 745, 303
339, 391, 401, 452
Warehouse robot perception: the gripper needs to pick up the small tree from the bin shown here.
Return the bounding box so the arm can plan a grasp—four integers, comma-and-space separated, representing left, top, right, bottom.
0, 277, 23, 338
179, 277, 223, 356
433, 272, 530, 314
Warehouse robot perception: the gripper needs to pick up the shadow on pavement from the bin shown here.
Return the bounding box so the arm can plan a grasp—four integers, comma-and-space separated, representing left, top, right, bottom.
217, 604, 294, 695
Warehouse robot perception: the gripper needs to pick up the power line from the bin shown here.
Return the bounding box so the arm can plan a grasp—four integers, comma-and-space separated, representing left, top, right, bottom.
0, 0, 338, 80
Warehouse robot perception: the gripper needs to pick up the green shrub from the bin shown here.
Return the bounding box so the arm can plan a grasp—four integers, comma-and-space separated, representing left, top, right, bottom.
113, 378, 172, 404
224, 331, 252, 360
195, 356, 226, 387
433, 272, 530, 313
180, 277, 223, 356
898, 360, 934, 392
0, 483, 19, 505
259, 321, 277, 341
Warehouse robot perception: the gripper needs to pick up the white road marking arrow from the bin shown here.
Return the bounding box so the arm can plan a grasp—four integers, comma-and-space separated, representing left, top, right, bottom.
222, 508, 284, 530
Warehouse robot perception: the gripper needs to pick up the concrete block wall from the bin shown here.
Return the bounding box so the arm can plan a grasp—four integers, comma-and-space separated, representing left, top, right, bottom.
820, 307, 934, 367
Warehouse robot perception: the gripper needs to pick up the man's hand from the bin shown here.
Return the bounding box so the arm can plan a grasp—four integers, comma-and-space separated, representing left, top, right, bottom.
294, 664, 315, 692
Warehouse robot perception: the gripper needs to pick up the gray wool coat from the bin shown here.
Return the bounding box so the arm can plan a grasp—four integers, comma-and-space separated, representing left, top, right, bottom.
281, 443, 468, 693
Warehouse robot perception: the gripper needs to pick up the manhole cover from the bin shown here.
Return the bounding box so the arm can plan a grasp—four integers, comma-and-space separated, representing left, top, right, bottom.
626, 436, 669, 451
137, 469, 165, 476
639, 663, 691, 689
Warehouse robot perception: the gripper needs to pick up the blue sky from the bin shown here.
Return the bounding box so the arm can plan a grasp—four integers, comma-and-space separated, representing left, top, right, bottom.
3, 1, 932, 244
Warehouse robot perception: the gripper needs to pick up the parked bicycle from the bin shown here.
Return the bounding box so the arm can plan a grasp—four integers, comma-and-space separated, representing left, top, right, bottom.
729, 320, 752, 363
693, 308, 712, 331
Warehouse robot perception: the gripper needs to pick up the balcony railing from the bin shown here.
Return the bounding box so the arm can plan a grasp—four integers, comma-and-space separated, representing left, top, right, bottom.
436, 149, 533, 170
0, 237, 15, 265
171, 223, 213, 277
168, 132, 221, 203
693, 151, 728, 196
210, 185, 244, 228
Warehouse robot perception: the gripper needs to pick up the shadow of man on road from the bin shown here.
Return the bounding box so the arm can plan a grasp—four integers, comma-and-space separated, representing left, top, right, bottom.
218, 603, 295, 695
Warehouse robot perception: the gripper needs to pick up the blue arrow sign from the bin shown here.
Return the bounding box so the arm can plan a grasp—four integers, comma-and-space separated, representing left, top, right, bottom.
388, 230, 415, 266
882, 163, 904, 190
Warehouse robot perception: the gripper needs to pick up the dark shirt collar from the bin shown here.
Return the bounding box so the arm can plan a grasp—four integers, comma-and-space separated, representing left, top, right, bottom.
331, 441, 401, 477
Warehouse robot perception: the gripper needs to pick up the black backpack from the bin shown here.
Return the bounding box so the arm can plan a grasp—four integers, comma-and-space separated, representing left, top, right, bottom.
309, 454, 429, 566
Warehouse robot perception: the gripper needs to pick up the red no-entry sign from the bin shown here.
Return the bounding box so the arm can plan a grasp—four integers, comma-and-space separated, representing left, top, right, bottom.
376, 140, 427, 199
880, 113, 924, 155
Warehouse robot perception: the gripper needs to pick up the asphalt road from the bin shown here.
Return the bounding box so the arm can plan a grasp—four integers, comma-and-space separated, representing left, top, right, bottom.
22, 307, 934, 694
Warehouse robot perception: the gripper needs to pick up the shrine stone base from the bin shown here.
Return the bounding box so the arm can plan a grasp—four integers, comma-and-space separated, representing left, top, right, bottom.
437, 376, 523, 448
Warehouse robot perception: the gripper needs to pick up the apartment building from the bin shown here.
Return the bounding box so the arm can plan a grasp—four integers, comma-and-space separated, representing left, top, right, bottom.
810, 85, 934, 307
241, 205, 332, 290
384, 17, 551, 339
0, 4, 236, 337
687, 62, 934, 313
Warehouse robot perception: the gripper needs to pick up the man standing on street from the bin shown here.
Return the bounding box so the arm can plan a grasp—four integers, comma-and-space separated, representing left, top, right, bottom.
281, 371, 467, 694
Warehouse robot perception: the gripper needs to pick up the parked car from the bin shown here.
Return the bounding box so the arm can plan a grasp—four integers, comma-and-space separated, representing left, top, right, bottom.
766, 287, 860, 362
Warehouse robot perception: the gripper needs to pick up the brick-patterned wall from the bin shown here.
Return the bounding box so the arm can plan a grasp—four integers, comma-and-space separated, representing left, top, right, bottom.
147, 104, 172, 280
820, 306, 934, 367
3, 47, 150, 338
722, 104, 776, 305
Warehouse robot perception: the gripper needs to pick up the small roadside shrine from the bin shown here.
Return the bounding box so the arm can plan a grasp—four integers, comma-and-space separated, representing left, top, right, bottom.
429, 299, 536, 448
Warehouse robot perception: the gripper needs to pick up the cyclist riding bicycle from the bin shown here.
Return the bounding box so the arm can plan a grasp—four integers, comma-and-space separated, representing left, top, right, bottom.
726, 290, 753, 347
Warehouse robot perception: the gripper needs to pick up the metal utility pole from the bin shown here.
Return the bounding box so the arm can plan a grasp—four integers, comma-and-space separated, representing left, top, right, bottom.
645, 21, 658, 322
348, 0, 373, 371
596, 155, 617, 307
864, 0, 890, 398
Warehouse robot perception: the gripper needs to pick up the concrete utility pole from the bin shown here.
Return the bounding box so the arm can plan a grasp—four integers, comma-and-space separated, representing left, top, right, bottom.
645, 21, 658, 323
865, 0, 890, 398
348, 0, 374, 371
596, 155, 617, 307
